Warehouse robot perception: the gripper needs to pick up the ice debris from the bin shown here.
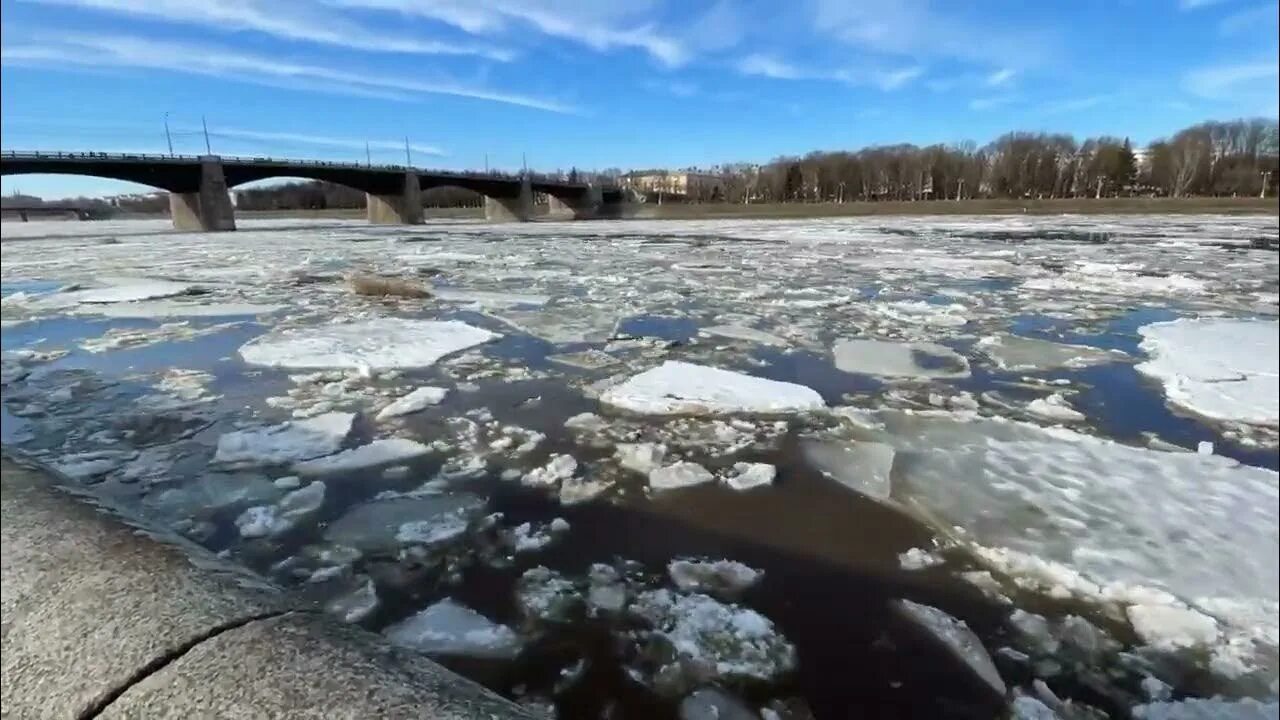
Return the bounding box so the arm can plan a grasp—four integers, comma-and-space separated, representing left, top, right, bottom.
601, 361, 824, 415
895, 599, 1006, 697
384, 599, 522, 660
293, 438, 431, 475
376, 386, 449, 420
213, 412, 354, 468
240, 318, 499, 372
668, 559, 763, 598
649, 462, 716, 491
832, 339, 970, 379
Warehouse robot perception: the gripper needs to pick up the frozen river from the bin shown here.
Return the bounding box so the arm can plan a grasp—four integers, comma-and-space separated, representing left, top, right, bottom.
2, 215, 1278, 719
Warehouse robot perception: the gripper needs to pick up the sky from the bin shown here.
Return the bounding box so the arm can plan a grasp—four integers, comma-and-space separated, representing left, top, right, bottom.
1, 0, 1277, 198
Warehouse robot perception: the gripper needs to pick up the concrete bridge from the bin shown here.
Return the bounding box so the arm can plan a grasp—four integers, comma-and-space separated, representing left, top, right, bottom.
0, 151, 637, 232
1, 204, 94, 221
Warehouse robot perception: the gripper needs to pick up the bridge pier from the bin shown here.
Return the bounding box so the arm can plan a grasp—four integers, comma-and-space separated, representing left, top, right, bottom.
484, 176, 534, 222
366, 172, 423, 225
169, 158, 236, 232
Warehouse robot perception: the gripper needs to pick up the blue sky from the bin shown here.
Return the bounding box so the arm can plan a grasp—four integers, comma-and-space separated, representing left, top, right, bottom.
2, 0, 1277, 198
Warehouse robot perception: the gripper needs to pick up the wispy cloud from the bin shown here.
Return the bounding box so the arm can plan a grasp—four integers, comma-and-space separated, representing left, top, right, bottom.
1179, 0, 1229, 10
1217, 3, 1279, 34
0, 34, 578, 113
201, 127, 447, 157
1037, 95, 1112, 115
21, 0, 515, 60
969, 95, 1015, 111
985, 68, 1016, 87
736, 54, 924, 90
810, 0, 1058, 68
642, 78, 699, 97
329, 0, 689, 67
1184, 59, 1280, 101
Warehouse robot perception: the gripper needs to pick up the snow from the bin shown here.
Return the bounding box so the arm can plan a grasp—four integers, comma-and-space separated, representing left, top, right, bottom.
832, 339, 970, 378
723, 462, 776, 491
649, 461, 716, 490
293, 438, 431, 475
63, 278, 194, 304
1136, 319, 1279, 427
516, 567, 582, 626
213, 412, 354, 467
326, 578, 379, 624
376, 386, 449, 420
601, 361, 824, 415
898, 547, 944, 571
240, 318, 500, 372
668, 559, 763, 597
384, 599, 522, 660
1026, 393, 1086, 423
895, 599, 1006, 697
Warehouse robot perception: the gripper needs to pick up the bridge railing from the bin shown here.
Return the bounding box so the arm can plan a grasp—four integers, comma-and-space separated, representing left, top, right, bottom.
0, 150, 597, 188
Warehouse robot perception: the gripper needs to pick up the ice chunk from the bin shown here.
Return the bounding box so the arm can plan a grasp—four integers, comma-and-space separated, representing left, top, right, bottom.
522, 454, 578, 487
649, 461, 715, 490
679, 688, 760, 720
1126, 604, 1221, 649
628, 589, 797, 694
600, 361, 824, 415
324, 494, 484, 552
293, 438, 430, 475
1136, 319, 1279, 427
895, 599, 1006, 697
1026, 394, 1086, 423
1010, 696, 1058, 720
376, 386, 449, 420
700, 324, 789, 347
615, 443, 667, 475
723, 461, 776, 491
668, 559, 763, 598
1131, 697, 1279, 720
82, 300, 283, 318
978, 334, 1126, 371
325, 577, 379, 624
214, 412, 355, 467
832, 339, 970, 379
64, 278, 193, 304
516, 566, 582, 627
801, 439, 895, 503
234, 481, 327, 539
510, 520, 568, 553
559, 475, 613, 505
384, 599, 522, 660
432, 288, 549, 308
240, 318, 499, 371
898, 547, 944, 571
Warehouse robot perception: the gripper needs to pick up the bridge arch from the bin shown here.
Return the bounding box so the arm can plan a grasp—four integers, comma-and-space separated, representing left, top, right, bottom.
0, 161, 199, 194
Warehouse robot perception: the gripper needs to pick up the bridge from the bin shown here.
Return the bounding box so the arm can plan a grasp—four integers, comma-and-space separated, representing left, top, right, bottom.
0, 151, 638, 231
0, 204, 94, 221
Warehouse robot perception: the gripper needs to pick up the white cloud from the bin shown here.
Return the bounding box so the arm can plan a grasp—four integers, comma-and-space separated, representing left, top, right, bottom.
329, 0, 690, 66
736, 53, 923, 90
1184, 60, 1280, 101
202, 128, 446, 157
810, 0, 1056, 68
986, 68, 1016, 87
0, 34, 577, 113
736, 54, 806, 80
21, 0, 515, 60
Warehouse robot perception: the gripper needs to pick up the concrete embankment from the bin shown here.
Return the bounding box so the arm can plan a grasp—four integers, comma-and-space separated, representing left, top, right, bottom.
0, 456, 533, 719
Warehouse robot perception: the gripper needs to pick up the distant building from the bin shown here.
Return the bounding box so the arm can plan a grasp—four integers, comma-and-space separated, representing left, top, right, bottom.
621, 171, 724, 200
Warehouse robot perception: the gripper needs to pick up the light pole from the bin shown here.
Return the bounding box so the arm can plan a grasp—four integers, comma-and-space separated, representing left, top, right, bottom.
404, 137, 411, 167
1262, 170, 1273, 199
201, 115, 212, 155
163, 112, 174, 156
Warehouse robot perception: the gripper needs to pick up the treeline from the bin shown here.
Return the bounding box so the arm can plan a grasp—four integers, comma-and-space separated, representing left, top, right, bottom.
1, 192, 162, 217
692, 118, 1279, 203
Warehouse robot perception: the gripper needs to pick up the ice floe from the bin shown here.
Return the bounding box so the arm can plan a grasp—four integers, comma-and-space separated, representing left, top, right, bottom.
376, 386, 450, 420
293, 438, 431, 475
832, 339, 970, 378
240, 318, 499, 371
978, 334, 1128, 371
895, 599, 1006, 697
213, 412, 354, 467
649, 461, 716, 490
1136, 318, 1279, 427
601, 361, 824, 415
